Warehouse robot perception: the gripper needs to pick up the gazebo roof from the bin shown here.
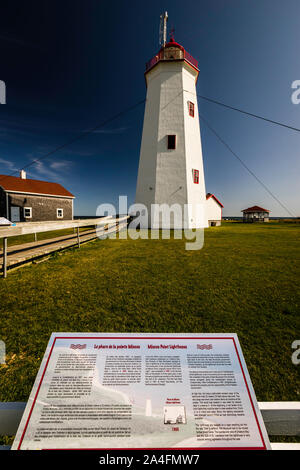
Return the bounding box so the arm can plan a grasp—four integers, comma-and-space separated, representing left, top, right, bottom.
242, 205, 270, 213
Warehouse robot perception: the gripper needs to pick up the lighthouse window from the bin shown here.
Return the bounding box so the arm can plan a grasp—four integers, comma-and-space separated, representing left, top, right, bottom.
193, 169, 199, 184
188, 101, 195, 117
167, 135, 176, 150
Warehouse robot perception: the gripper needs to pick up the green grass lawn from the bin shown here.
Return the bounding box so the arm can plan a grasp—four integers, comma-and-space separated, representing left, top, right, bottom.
0, 221, 299, 406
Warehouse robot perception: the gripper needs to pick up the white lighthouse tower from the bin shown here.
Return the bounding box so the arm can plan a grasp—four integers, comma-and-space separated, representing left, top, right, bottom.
135, 14, 208, 229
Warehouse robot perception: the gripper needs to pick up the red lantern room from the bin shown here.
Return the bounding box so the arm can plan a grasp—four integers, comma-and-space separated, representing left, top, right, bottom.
145, 36, 199, 74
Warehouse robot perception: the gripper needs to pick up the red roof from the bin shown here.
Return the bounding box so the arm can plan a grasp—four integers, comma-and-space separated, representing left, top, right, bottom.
0, 174, 74, 198
242, 205, 269, 213
163, 37, 185, 51
206, 193, 224, 208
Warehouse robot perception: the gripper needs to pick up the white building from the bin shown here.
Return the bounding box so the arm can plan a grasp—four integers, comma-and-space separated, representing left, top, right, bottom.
206, 193, 223, 226
135, 34, 208, 229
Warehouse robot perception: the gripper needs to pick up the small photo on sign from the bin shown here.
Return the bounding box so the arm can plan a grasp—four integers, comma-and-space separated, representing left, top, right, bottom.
163, 405, 186, 425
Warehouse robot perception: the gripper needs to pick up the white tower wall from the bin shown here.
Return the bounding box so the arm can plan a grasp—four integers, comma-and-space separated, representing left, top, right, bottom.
136, 57, 208, 229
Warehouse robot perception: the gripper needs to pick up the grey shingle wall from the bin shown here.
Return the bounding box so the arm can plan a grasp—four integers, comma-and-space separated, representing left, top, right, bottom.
6, 192, 73, 221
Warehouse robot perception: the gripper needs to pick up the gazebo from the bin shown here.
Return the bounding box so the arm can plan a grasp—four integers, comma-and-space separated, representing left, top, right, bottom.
242, 205, 270, 223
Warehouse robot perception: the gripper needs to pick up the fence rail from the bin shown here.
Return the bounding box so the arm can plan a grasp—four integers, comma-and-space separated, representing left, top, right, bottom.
0, 401, 299, 450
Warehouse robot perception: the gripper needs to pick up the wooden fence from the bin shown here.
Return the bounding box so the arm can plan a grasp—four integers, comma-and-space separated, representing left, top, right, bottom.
0, 216, 129, 277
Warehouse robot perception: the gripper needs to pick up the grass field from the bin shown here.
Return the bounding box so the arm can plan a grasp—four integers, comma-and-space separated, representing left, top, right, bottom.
0, 221, 299, 408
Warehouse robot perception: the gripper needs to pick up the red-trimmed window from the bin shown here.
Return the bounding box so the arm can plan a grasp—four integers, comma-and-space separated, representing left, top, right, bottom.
193, 169, 199, 184
167, 135, 176, 150
188, 101, 195, 117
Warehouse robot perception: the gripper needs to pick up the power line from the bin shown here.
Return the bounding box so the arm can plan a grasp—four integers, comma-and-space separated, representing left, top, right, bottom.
198, 111, 296, 217
0, 98, 146, 184
198, 94, 300, 133
1, 92, 299, 186
0, 91, 296, 217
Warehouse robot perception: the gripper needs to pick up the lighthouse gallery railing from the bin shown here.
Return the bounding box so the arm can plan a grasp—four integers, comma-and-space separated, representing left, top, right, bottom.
145, 50, 198, 73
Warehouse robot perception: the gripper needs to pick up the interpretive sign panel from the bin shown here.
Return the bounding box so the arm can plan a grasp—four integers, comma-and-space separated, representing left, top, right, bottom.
12, 333, 270, 450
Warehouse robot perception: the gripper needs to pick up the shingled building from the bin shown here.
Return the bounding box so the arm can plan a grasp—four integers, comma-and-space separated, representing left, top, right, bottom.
0, 171, 75, 222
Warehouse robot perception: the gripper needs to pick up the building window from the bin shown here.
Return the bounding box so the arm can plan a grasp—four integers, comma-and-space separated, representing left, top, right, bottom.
57, 208, 63, 218
24, 207, 32, 218
188, 101, 194, 117
193, 169, 199, 184
167, 135, 176, 150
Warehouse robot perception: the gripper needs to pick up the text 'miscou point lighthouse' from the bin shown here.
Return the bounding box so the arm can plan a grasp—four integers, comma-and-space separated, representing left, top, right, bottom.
135, 12, 208, 229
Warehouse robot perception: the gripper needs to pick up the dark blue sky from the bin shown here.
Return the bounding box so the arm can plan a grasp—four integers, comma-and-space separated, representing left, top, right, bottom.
0, 0, 299, 216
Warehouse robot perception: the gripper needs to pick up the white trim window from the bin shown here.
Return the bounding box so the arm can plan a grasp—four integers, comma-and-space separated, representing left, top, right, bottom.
57, 208, 63, 218
24, 207, 32, 218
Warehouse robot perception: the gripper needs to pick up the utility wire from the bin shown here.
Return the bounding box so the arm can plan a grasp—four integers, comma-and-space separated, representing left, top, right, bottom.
0, 98, 146, 184
1, 92, 299, 186
197, 94, 300, 133
0, 92, 296, 216
198, 111, 296, 217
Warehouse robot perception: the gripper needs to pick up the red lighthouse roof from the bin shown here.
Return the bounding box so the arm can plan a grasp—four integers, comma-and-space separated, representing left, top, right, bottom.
164, 37, 185, 51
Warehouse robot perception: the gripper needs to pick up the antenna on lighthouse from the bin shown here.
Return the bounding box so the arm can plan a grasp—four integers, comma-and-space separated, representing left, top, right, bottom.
159, 11, 168, 47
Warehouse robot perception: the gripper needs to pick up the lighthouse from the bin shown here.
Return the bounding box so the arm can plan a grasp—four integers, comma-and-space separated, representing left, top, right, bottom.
135, 14, 208, 229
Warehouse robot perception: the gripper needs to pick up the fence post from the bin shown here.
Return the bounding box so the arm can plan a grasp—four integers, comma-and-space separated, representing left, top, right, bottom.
77, 227, 80, 248
3, 237, 7, 278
